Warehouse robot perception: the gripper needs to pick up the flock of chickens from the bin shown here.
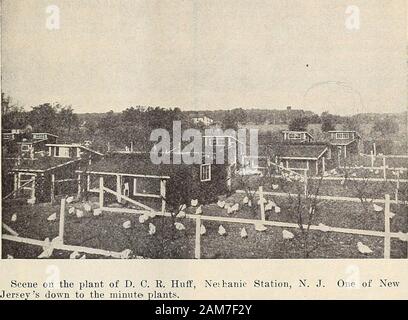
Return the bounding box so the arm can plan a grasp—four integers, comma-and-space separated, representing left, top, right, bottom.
7, 173, 406, 258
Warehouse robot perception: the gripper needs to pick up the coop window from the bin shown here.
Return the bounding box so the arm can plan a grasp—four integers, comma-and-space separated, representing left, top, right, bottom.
336, 133, 350, 139
200, 164, 211, 182
55, 147, 70, 157
288, 133, 302, 139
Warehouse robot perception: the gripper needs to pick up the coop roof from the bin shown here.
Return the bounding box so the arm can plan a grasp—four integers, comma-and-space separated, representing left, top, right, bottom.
45, 143, 104, 156
329, 138, 357, 146
84, 153, 186, 178
10, 157, 81, 173
282, 130, 314, 139
269, 143, 328, 160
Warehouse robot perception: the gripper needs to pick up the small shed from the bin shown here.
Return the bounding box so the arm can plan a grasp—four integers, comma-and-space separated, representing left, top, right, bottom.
269, 143, 329, 175
7, 157, 82, 203
80, 152, 231, 211
327, 130, 361, 161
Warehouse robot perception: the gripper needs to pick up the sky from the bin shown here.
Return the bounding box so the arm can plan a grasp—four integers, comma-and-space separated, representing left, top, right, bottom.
1, 0, 407, 115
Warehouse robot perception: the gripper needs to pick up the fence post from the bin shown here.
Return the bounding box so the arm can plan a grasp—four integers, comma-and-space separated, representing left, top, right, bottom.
99, 177, 104, 209
383, 157, 387, 181
304, 171, 308, 196
116, 174, 122, 202
259, 186, 265, 222
50, 174, 55, 203
77, 173, 81, 199
195, 216, 201, 259
13, 173, 18, 198
370, 151, 374, 168
160, 179, 166, 214
396, 171, 400, 190
59, 198, 66, 244
384, 194, 391, 259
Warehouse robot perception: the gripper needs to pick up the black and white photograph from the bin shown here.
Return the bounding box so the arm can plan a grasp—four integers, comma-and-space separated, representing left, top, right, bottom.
1, 0, 407, 261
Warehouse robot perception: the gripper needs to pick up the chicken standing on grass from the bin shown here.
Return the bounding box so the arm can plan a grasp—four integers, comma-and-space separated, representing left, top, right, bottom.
47, 213, 57, 221
373, 204, 383, 212
122, 220, 131, 229
75, 209, 84, 218
282, 230, 294, 239
357, 242, 373, 254
148, 223, 156, 235
218, 225, 227, 236
70, 251, 80, 259
200, 224, 206, 235
174, 222, 185, 231
217, 200, 225, 208
240, 227, 248, 238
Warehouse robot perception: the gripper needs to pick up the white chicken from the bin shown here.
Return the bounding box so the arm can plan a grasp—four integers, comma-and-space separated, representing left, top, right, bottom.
69, 251, 80, 259
374, 170, 379, 174
83, 203, 92, 212
240, 227, 248, 238
272, 184, 279, 190
138, 214, 148, 224
122, 220, 131, 229
75, 209, 84, 218
264, 201, 274, 212
218, 225, 227, 236
282, 230, 294, 239
7, 254, 14, 259
66, 196, 74, 203
191, 199, 198, 207
242, 196, 249, 204
195, 206, 202, 215
120, 249, 132, 259
230, 203, 239, 212
373, 204, 383, 212
274, 205, 281, 213
79, 254, 87, 259
148, 223, 156, 235
11, 214, 17, 222
47, 213, 57, 221
68, 207, 76, 215
226, 206, 235, 215
217, 200, 225, 208
255, 223, 267, 232
38, 240, 54, 258
357, 241, 373, 254
176, 211, 186, 218
27, 198, 36, 205
93, 208, 102, 216
200, 224, 206, 235
174, 222, 186, 231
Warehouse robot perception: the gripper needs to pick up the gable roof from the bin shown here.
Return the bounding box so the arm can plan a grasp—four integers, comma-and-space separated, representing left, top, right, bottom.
10, 157, 81, 173
45, 144, 104, 156
282, 130, 314, 140
268, 143, 328, 160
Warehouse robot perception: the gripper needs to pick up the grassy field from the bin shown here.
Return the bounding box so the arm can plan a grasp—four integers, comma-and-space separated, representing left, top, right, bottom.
2, 189, 407, 259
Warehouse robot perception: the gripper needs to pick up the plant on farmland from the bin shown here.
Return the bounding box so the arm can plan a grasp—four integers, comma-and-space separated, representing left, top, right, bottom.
341, 158, 394, 214
264, 164, 326, 258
